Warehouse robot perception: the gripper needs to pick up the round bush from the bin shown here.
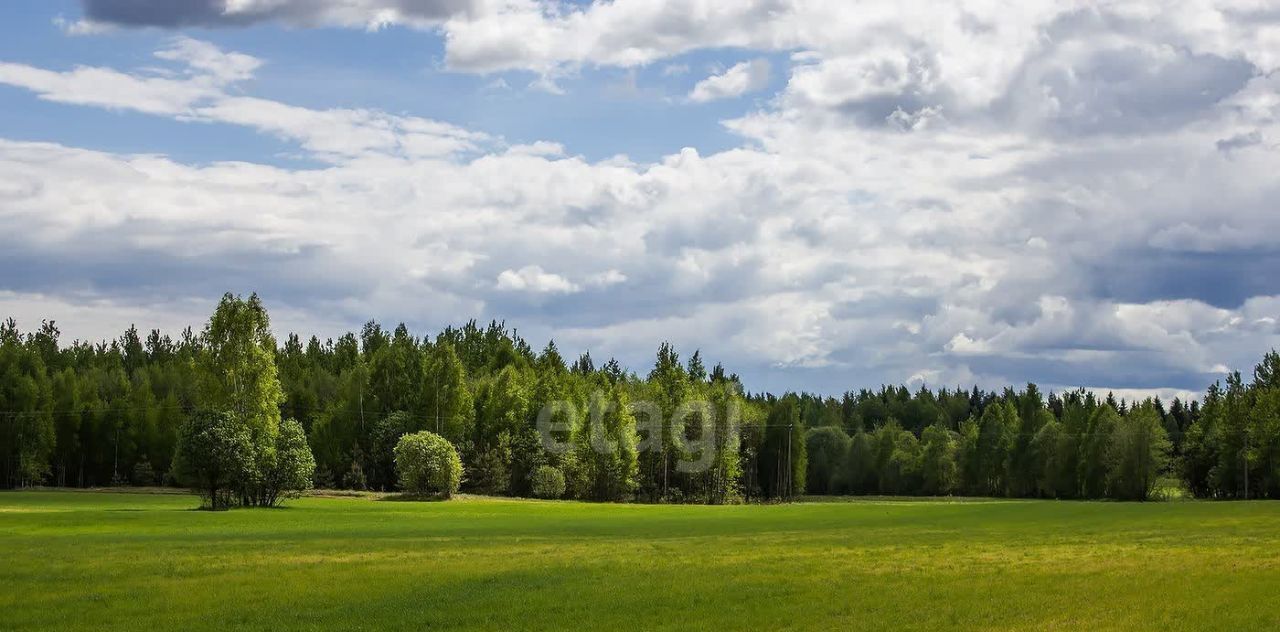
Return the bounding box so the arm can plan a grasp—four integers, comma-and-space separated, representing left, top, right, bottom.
530, 465, 566, 499
394, 431, 463, 498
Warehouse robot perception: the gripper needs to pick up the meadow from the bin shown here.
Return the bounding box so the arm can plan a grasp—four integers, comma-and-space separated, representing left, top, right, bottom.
2, 491, 1279, 631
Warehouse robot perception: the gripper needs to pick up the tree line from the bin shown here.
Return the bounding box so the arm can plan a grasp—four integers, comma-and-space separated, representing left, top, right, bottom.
2, 292, 1278, 502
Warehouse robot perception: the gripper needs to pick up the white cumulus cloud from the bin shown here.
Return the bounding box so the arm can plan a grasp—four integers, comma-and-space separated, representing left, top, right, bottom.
496, 266, 581, 294
688, 59, 771, 103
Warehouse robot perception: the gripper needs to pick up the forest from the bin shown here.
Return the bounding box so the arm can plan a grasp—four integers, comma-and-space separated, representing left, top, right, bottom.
3, 292, 1278, 503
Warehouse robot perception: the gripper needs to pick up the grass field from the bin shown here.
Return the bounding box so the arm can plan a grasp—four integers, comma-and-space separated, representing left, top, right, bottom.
3, 491, 1279, 630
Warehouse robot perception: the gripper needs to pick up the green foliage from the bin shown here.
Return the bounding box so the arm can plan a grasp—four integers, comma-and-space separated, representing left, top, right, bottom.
172, 411, 253, 510
198, 293, 287, 507
131, 460, 157, 486
198, 293, 283, 441
1080, 405, 1120, 498
871, 420, 919, 494
841, 429, 875, 494
956, 418, 980, 495
578, 387, 640, 501
975, 401, 1017, 495
473, 365, 533, 493
1104, 402, 1171, 500
12, 291, 1280, 505
342, 457, 368, 491
1030, 419, 1072, 498
758, 397, 805, 499
919, 424, 958, 495
261, 418, 316, 506
424, 342, 475, 444
394, 431, 463, 498
0, 325, 55, 487
1249, 387, 1280, 497
466, 432, 512, 495
804, 426, 849, 494
369, 411, 414, 491
530, 465, 566, 499
638, 342, 690, 501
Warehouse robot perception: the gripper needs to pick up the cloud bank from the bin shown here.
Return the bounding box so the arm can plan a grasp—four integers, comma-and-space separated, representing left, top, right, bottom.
2, 2, 1279, 396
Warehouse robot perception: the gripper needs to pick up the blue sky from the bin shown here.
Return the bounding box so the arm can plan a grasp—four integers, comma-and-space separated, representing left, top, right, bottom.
0, 1, 781, 165
1, 0, 1279, 398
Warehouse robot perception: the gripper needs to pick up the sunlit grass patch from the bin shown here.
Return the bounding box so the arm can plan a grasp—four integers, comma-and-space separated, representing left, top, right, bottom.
2, 491, 1279, 630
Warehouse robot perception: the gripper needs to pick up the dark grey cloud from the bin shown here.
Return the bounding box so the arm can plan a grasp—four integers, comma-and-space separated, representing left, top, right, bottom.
829, 294, 938, 321
83, 0, 243, 28
1089, 250, 1280, 309
1037, 48, 1253, 136
1217, 131, 1263, 153
0, 220, 369, 309
963, 351, 1216, 392
80, 0, 473, 28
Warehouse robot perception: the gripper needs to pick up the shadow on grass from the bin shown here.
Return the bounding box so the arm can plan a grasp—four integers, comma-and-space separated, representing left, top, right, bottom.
183, 504, 309, 511
379, 493, 452, 503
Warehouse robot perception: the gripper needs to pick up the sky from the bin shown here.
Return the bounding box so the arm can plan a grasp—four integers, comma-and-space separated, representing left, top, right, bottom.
1, 1, 1279, 399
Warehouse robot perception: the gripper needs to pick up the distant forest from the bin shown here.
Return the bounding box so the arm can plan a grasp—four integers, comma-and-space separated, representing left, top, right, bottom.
3, 293, 1278, 502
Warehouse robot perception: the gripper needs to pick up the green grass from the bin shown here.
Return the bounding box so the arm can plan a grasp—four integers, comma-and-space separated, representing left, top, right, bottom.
3, 491, 1280, 630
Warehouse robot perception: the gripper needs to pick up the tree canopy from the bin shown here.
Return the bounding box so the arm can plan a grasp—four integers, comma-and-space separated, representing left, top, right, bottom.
4, 295, 1279, 503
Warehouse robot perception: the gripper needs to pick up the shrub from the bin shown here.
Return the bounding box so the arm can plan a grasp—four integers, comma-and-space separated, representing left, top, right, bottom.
261, 418, 316, 506
531, 465, 566, 499
131, 460, 157, 486
172, 410, 253, 510
313, 465, 335, 489
342, 461, 368, 491
467, 448, 511, 496
394, 431, 463, 498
